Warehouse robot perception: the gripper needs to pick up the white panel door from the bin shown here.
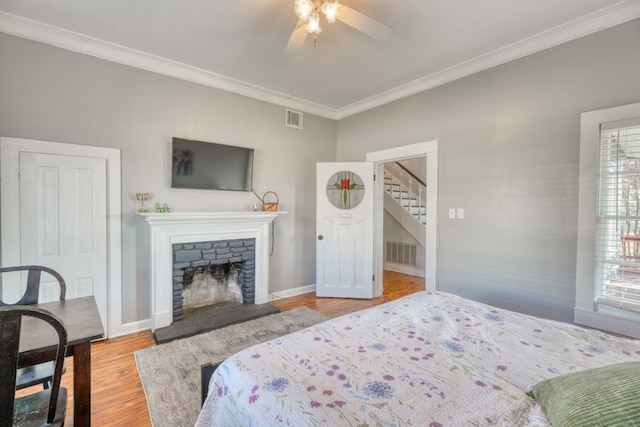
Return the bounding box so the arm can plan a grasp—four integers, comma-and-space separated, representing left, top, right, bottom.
316, 162, 374, 298
18, 152, 108, 329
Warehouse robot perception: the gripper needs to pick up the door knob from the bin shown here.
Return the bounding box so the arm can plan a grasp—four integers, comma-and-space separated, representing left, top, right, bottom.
317, 235, 323, 240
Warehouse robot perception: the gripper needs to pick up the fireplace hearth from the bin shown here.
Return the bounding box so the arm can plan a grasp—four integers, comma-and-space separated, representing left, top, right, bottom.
152, 301, 280, 344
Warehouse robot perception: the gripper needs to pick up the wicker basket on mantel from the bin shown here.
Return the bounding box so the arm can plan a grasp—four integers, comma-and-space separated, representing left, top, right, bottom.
262, 191, 279, 211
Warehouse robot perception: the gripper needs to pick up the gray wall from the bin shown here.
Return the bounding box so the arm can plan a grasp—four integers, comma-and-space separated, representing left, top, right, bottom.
398, 158, 427, 184
0, 33, 337, 324
337, 19, 640, 322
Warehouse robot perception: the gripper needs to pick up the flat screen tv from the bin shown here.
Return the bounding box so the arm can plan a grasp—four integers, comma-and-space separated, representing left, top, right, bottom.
171, 137, 254, 191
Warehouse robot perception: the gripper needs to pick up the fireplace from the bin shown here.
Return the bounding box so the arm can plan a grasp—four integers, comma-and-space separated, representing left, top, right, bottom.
138, 211, 283, 331
172, 238, 255, 321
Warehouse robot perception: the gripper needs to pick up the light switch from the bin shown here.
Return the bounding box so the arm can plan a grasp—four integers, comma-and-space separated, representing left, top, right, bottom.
457, 208, 465, 219
449, 208, 456, 219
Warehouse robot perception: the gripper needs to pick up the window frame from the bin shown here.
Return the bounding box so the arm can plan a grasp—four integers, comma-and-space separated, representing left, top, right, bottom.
575, 101, 640, 338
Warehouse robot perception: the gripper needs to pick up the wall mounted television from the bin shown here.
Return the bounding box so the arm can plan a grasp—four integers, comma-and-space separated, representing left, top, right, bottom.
171, 137, 254, 191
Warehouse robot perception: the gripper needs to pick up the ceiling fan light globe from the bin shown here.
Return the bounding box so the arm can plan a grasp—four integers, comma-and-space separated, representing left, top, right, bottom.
321, 1, 341, 23
294, 0, 314, 21
306, 11, 322, 34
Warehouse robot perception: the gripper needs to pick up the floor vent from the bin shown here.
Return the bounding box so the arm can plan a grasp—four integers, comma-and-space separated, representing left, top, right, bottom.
385, 241, 417, 267
285, 108, 303, 129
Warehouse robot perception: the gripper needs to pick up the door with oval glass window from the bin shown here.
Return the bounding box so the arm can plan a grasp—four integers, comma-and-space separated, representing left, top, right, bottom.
316, 162, 374, 298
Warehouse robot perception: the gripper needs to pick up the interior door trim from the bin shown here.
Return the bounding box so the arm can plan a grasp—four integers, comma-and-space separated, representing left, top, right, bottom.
366, 140, 438, 296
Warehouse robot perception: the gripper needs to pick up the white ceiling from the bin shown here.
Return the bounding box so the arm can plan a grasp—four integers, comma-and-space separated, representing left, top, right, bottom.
1, 0, 639, 119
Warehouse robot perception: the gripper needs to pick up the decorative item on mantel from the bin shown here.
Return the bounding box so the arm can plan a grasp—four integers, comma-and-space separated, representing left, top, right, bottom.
136, 193, 150, 212
262, 191, 279, 211
155, 203, 171, 213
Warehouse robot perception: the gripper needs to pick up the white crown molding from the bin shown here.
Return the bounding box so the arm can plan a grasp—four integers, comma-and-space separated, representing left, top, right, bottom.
0, 11, 339, 120
335, 0, 640, 119
1, 1, 639, 121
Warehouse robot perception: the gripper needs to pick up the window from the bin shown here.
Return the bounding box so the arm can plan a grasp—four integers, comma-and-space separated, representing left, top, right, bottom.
596, 122, 640, 313
575, 102, 640, 338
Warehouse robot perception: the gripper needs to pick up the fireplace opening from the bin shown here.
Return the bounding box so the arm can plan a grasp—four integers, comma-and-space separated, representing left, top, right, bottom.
172, 239, 255, 322
182, 262, 243, 315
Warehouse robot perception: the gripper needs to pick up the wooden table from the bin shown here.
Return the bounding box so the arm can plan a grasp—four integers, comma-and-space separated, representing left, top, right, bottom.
18, 296, 105, 427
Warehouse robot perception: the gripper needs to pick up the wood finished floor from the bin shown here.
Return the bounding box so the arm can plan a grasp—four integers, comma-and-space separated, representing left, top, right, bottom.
58, 271, 425, 425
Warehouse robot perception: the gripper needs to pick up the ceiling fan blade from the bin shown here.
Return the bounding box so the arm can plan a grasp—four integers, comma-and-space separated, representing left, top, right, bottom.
284, 20, 308, 55
337, 5, 393, 41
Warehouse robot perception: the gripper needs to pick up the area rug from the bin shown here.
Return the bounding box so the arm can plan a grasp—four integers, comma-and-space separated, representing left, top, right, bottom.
134, 307, 329, 427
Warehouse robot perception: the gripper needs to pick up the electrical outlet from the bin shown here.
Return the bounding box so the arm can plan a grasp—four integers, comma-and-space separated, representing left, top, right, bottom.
449, 208, 456, 219
457, 208, 465, 219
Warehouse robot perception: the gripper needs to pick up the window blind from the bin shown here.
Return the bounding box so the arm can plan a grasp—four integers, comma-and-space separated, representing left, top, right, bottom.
596, 122, 640, 313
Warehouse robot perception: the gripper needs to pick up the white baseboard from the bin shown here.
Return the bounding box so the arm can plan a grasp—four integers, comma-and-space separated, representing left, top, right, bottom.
383, 264, 425, 278
109, 319, 152, 339
270, 284, 316, 300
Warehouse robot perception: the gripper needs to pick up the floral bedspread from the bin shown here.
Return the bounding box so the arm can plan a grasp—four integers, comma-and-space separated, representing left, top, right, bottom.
195, 291, 640, 426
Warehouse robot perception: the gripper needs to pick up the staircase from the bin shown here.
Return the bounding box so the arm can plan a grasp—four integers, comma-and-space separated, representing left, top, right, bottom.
383, 162, 427, 276
384, 164, 426, 225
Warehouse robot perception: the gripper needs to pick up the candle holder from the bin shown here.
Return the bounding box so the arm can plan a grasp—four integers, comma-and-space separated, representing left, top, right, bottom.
136, 193, 150, 212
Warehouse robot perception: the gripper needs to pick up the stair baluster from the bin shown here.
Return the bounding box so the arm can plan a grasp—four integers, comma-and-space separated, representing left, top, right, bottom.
384, 162, 426, 226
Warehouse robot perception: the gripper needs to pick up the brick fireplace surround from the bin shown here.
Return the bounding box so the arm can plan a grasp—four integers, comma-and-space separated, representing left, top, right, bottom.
138, 211, 282, 331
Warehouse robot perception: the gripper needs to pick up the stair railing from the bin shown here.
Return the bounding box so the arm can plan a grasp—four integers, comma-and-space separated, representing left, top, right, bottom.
384, 162, 427, 225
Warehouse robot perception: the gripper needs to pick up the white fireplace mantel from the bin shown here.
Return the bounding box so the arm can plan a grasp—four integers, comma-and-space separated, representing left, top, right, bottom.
138, 211, 285, 330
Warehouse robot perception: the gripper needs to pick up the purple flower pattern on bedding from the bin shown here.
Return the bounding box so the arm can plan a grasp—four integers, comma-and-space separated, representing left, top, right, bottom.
266, 378, 289, 393
196, 291, 640, 426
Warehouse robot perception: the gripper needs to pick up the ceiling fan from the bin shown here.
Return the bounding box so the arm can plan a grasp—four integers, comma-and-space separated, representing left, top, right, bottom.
284, 0, 393, 54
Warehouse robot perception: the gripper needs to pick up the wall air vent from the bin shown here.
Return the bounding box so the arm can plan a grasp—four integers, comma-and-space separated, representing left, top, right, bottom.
385, 240, 417, 267
285, 108, 303, 129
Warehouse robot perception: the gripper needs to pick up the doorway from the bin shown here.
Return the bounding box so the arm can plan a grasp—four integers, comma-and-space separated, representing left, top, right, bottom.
366, 141, 438, 297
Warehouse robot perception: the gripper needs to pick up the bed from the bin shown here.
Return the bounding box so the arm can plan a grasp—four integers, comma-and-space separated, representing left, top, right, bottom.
195, 291, 640, 426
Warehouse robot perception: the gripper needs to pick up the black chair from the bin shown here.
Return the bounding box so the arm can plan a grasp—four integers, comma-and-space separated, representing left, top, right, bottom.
0, 265, 66, 306
0, 266, 67, 389
0, 305, 68, 426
